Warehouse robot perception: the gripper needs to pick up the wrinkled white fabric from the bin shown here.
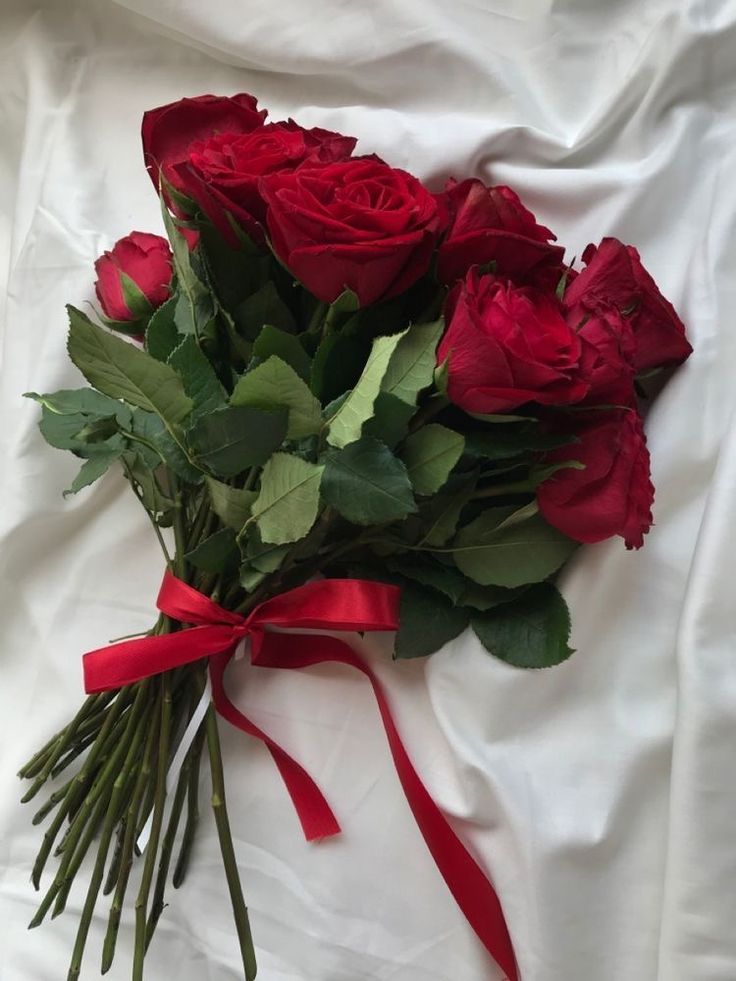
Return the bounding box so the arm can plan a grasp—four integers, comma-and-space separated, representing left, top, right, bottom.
1, 1, 734, 979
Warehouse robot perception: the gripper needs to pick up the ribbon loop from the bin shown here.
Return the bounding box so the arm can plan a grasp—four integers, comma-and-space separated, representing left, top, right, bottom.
82, 572, 518, 981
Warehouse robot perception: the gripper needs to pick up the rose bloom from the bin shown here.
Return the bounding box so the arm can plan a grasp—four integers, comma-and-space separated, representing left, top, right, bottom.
261, 157, 444, 306
563, 237, 692, 373
437, 177, 565, 288
576, 306, 637, 407
142, 94, 356, 246
437, 270, 588, 414
94, 231, 173, 324
537, 408, 654, 549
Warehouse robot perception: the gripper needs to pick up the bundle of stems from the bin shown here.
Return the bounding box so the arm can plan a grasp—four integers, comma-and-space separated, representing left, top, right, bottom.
19, 475, 257, 981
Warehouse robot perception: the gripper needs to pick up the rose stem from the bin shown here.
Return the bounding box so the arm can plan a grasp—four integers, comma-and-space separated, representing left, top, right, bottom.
50, 687, 150, 918
132, 672, 172, 981
172, 721, 204, 888
144, 746, 190, 948
19, 692, 115, 779
206, 706, 257, 980
31, 779, 75, 825
66, 684, 152, 981
103, 819, 127, 897
30, 689, 132, 890
21, 694, 106, 801
101, 691, 160, 974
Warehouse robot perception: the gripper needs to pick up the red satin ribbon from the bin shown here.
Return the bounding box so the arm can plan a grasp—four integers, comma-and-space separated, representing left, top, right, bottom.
83, 572, 518, 981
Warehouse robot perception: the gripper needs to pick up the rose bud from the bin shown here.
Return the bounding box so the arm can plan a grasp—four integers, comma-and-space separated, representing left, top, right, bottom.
261, 157, 443, 306
437, 270, 589, 415
563, 237, 692, 373
437, 178, 565, 288
94, 231, 173, 326
537, 408, 654, 549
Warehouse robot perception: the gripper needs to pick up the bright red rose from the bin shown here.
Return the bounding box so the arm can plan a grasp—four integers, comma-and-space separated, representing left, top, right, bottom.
576, 306, 637, 406
170, 121, 356, 246
563, 237, 692, 372
537, 408, 654, 549
438, 270, 589, 414
437, 178, 565, 288
261, 158, 443, 305
142, 93, 267, 192
94, 232, 173, 324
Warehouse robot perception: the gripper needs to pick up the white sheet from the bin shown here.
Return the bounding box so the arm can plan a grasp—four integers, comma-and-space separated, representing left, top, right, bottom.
1, 1, 734, 978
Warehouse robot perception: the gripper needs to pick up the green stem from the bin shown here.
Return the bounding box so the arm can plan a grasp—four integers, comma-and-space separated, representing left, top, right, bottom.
66, 686, 152, 980
206, 708, 257, 980
132, 674, 172, 980
473, 479, 536, 499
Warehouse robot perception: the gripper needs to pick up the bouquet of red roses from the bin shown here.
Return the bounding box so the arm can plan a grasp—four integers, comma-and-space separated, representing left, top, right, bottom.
19, 92, 691, 981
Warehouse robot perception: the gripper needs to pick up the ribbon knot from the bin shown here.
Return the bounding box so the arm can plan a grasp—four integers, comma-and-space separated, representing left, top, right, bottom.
82, 571, 518, 981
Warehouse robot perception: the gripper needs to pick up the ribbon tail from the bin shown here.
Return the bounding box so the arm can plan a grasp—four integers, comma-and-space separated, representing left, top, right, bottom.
209, 650, 341, 842
255, 633, 519, 981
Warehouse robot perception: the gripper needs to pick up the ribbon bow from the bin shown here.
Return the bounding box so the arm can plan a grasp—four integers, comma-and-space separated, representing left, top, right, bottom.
83, 572, 518, 981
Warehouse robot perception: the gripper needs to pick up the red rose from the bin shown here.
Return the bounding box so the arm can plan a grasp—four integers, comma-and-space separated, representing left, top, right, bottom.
261, 158, 443, 306
563, 237, 692, 372
537, 408, 654, 549
94, 232, 173, 324
437, 270, 589, 414
142, 93, 267, 192
437, 178, 565, 288
170, 121, 356, 246
576, 306, 637, 406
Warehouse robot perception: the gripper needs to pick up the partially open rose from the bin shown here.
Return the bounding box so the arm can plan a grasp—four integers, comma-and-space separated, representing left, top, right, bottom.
437, 178, 565, 288
438, 270, 588, 414
537, 408, 654, 549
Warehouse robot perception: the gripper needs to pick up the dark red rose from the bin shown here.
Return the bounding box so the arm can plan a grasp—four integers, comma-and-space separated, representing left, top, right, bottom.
437, 178, 565, 288
576, 306, 637, 406
142, 93, 267, 192
537, 408, 654, 549
437, 270, 589, 414
94, 232, 173, 323
563, 237, 692, 372
171, 121, 356, 245
261, 158, 443, 305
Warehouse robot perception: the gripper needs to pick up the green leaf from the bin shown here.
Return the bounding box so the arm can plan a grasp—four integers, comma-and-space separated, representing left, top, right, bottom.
119, 271, 154, 319
63, 451, 120, 497
394, 582, 469, 659
401, 424, 464, 495
238, 281, 296, 339
230, 357, 322, 439
362, 393, 415, 449
459, 582, 530, 612
243, 525, 291, 572
168, 335, 226, 416
386, 556, 468, 604
189, 405, 288, 479
453, 508, 578, 587
67, 306, 193, 435
326, 330, 407, 449
161, 190, 212, 333
145, 296, 181, 362
123, 452, 173, 515
471, 583, 574, 668
185, 528, 239, 574
251, 453, 323, 545
252, 325, 311, 382
205, 477, 257, 531
419, 472, 478, 547
310, 331, 371, 403
25, 388, 131, 426
464, 426, 575, 462
37, 408, 125, 459
321, 437, 416, 525
129, 409, 203, 483
381, 319, 444, 406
